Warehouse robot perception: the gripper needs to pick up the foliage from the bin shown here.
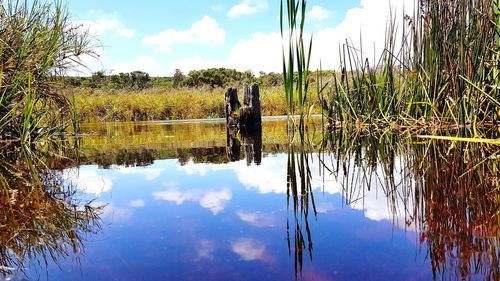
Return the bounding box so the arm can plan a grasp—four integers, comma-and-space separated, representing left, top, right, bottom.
317, 0, 499, 130
182, 68, 255, 88
172, 69, 185, 88
0, 0, 94, 142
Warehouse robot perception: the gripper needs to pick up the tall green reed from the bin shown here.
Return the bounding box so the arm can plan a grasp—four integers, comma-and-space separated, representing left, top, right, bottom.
280, 0, 313, 128
0, 0, 94, 143
318, 0, 499, 130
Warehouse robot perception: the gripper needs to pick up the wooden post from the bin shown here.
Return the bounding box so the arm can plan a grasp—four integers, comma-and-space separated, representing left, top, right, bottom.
224, 87, 240, 127
239, 83, 262, 128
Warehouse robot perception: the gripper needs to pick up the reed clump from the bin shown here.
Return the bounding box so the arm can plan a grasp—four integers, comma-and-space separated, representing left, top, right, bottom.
281, 0, 499, 132
0, 0, 94, 143
318, 0, 499, 131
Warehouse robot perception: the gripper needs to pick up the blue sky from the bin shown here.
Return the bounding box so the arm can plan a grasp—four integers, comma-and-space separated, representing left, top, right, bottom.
68, 0, 412, 76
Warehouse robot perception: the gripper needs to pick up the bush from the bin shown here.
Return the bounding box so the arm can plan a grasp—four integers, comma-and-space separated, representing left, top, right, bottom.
182, 68, 255, 88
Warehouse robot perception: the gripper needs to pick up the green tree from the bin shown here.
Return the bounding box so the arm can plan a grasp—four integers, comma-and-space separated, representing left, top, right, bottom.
173, 69, 185, 88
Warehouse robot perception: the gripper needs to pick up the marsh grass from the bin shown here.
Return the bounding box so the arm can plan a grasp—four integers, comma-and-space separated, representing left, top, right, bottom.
0, 0, 94, 143
69, 87, 306, 122
317, 0, 499, 131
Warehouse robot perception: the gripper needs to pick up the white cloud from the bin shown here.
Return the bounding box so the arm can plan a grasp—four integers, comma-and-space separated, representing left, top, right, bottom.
116, 28, 136, 38
228, 0, 268, 18
168, 55, 222, 74
143, 15, 225, 53
65, 167, 112, 196
169, 0, 413, 74
110, 55, 161, 74
231, 238, 268, 261
128, 199, 145, 208
168, 32, 282, 74
153, 184, 232, 215
307, 5, 333, 22
65, 45, 105, 76
74, 13, 135, 38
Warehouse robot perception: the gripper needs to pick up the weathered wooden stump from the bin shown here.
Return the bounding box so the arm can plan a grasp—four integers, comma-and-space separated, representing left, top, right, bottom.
226, 128, 241, 162
239, 84, 262, 128
224, 87, 240, 127
224, 84, 261, 129
224, 84, 262, 165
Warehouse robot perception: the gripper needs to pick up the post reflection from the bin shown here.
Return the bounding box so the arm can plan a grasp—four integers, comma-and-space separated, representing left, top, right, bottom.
226, 126, 262, 166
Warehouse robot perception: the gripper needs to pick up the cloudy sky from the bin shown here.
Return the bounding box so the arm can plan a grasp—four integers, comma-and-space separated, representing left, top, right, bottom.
68, 0, 412, 76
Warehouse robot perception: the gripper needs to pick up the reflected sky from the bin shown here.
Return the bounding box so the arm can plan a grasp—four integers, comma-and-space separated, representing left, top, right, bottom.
30, 154, 433, 281
15, 121, 495, 281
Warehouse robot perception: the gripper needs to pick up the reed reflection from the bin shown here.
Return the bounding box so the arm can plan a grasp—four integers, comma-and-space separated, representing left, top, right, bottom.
0, 144, 103, 280
286, 123, 319, 278
287, 125, 498, 280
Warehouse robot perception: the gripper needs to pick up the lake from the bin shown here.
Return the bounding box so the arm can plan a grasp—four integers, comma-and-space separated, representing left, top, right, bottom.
0, 120, 497, 281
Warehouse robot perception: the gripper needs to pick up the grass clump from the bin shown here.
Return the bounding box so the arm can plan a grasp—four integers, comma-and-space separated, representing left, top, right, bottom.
0, 0, 93, 142
317, 0, 499, 131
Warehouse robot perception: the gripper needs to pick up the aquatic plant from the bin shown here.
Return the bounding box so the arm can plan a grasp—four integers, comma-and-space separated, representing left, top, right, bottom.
317, 0, 499, 131
280, 0, 314, 128
0, 0, 94, 142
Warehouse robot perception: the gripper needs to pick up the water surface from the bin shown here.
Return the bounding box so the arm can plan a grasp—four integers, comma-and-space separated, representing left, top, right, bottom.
1, 120, 497, 281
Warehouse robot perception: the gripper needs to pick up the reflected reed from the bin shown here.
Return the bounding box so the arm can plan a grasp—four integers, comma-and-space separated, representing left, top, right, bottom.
286, 124, 498, 280
0, 144, 103, 279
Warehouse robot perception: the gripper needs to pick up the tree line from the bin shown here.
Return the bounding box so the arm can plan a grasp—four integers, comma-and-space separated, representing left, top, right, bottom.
63, 68, 284, 90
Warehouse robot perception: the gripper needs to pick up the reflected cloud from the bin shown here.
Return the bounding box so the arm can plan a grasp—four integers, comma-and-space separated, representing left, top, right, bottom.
176, 160, 228, 176
115, 166, 165, 181
101, 203, 133, 222
236, 211, 276, 228
231, 238, 268, 262
196, 239, 215, 261
315, 202, 334, 214
175, 156, 413, 228
153, 184, 232, 215
199, 190, 232, 215
65, 167, 112, 196
128, 199, 145, 208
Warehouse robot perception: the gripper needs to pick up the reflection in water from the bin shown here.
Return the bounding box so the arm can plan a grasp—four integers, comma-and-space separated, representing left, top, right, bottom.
226, 125, 262, 165
1, 121, 497, 280
315, 128, 499, 281
78, 121, 496, 280
286, 125, 318, 278
0, 145, 103, 280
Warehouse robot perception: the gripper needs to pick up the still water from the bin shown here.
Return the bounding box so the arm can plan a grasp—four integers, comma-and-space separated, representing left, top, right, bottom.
1, 120, 498, 281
